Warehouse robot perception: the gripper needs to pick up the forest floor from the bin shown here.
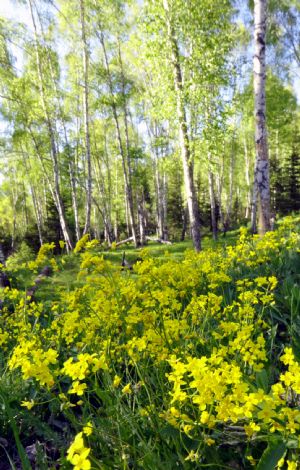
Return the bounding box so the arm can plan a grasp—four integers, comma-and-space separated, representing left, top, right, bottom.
1, 218, 300, 469
13, 231, 238, 304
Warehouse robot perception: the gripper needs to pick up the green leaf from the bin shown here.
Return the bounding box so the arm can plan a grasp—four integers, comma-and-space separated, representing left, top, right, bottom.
159, 425, 180, 439
0, 392, 32, 470
286, 438, 298, 449
256, 439, 286, 470
256, 369, 269, 393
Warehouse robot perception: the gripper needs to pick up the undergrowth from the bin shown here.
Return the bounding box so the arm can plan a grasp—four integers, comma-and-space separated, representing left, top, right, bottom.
0, 217, 300, 469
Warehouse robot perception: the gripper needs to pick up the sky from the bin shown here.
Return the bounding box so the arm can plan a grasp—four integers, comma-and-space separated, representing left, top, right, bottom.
0, 0, 31, 23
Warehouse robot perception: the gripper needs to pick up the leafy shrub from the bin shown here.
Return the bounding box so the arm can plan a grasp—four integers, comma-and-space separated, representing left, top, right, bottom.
6, 242, 35, 271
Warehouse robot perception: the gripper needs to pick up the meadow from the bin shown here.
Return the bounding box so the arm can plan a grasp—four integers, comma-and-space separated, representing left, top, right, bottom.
1, 216, 300, 469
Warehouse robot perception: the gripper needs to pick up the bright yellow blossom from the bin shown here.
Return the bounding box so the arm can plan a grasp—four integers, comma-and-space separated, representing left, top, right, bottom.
67, 432, 91, 470
83, 422, 93, 436
21, 399, 35, 410
287, 462, 298, 470
68, 381, 87, 396
113, 375, 121, 388
122, 383, 132, 394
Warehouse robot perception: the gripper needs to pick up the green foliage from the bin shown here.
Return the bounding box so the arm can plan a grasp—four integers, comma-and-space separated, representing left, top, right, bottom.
6, 242, 35, 271
256, 438, 286, 470
0, 216, 299, 468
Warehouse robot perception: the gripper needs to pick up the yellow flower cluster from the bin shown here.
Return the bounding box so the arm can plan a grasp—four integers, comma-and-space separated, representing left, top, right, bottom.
67, 432, 91, 470
9, 338, 58, 387
74, 234, 90, 254
27, 242, 56, 271
1, 215, 300, 467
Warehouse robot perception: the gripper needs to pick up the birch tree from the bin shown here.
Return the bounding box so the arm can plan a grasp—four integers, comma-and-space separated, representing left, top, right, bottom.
27, 0, 74, 250
80, 0, 92, 235
162, 0, 201, 251
252, 0, 271, 233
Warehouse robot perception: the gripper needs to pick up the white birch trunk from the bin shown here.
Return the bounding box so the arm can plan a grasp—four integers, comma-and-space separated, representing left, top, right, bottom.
253, 0, 271, 233
80, 0, 92, 235
224, 147, 234, 233
244, 136, 252, 219
28, 0, 73, 251
163, 0, 201, 251
208, 169, 218, 240
216, 155, 225, 229
98, 31, 138, 247
162, 171, 168, 240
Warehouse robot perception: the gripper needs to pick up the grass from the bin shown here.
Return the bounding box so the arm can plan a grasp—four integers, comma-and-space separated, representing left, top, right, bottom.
33, 230, 238, 303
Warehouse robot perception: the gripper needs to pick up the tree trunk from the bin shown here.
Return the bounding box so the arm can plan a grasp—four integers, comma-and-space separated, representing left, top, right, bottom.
22, 182, 29, 232
118, 41, 139, 245
153, 140, 165, 240
208, 169, 218, 240
98, 30, 138, 247
69, 159, 81, 242
251, 180, 258, 234
147, 120, 167, 241
162, 171, 168, 240
253, 0, 271, 234
80, 0, 92, 235
93, 156, 115, 245
28, 0, 73, 251
163, 0, 201, 251
114, 160, 119, 240
21, 147, 44, 246
244, 136, 252, 219
216, 155, 225, 229
11, 188, 17, 251
224, 141, 235, 234
138, 194, 146, 245
181, 204, 189, 241
35, 3, 81, 243
31, 185, 44, 247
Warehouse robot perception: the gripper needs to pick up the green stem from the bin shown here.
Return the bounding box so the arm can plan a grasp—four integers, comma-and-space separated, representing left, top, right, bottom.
0, 392, 32, 470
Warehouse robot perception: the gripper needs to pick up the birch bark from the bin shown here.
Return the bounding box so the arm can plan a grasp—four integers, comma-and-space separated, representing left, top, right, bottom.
28, 0, 73, 251
252, 0, 271, 233
80, 0, 92, 235
244, 136, 252, 219
98, 30, 138, 247
163, 0, 201, 251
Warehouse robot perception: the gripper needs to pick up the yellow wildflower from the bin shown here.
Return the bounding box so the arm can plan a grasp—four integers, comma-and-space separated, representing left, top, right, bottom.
83, 422, 93, 436
122, 383, 132, 394
68, 381, 87, 396
244, 422, 260, 438
185, 450, 200, 462
21, 399, 35, 410
287, 462, 298, 470
67, 432, 91, 470
113, 375, 121, 388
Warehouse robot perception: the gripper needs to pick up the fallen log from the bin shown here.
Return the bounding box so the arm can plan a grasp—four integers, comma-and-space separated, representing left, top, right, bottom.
115, 237, 134, 247
145, 236, 172, 245
115, 236, 172, 248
